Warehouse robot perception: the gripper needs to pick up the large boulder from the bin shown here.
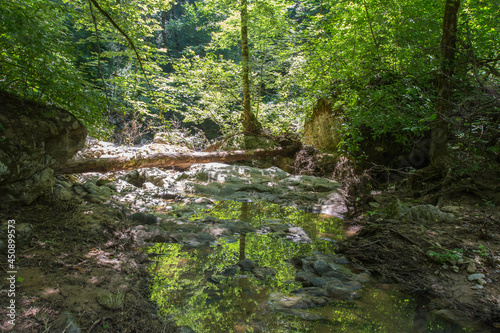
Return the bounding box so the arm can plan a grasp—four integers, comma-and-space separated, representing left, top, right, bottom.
0, 92, 87, 204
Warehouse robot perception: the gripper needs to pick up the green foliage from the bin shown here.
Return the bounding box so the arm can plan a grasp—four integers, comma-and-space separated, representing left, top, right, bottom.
173, 52, 242, 134
427, 248, 463, 264
473, 245, 489, 258
1, 0, 498, 152
0, 0, 107, 132
286, 0, 445, 154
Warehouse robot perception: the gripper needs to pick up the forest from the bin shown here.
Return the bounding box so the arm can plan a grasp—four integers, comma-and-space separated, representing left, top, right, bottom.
0, 0, 499, 332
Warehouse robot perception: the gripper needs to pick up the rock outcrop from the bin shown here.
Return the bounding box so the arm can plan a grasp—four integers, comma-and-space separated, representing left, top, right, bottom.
303, 99, 343, 152
0, 92, 87, 204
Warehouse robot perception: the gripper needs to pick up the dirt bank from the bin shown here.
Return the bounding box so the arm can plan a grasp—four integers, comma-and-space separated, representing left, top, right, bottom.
340, 168, 500, 331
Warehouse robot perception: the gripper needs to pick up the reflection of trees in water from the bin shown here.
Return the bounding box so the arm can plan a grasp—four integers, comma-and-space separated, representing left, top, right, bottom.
147, 201, 419, 332
147, 239, 304, 331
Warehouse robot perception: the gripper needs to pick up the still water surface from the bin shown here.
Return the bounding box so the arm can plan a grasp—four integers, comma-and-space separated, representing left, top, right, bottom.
146, 201, 477, 332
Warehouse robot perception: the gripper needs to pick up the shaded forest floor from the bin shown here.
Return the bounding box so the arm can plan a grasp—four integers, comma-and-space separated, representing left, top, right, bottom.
0, 196, 175, 332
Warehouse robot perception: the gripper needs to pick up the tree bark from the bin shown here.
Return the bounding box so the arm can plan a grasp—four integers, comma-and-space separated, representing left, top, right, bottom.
53, 147, 297, 174
240, 0, 262, 134
430, 0, 461, 170
160, 11, 168, 48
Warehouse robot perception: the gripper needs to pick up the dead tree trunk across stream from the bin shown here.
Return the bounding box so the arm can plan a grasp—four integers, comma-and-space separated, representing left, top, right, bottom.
53, 147, 298, 174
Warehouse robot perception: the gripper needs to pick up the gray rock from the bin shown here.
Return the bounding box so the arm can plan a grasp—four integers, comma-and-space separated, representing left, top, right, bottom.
296, 271, 316, 285
323, 269, 353, 281
325, 279, 344, 289
0, 92, 86, 204
294, 287, 328, 297
309, 277, 326, 287
325, 286, 352, 300
467, 273, 486, 281
176, 163, 345, 215
383, 199, 410, 219
312, 259, 330, 275
53, 180, 76, 201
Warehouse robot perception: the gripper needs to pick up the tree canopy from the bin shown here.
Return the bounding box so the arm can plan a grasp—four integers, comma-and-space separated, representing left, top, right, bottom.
1, 0, 498, 163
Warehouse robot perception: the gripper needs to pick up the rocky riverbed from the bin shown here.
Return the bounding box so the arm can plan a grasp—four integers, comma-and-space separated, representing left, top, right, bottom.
0, 138, 499, 332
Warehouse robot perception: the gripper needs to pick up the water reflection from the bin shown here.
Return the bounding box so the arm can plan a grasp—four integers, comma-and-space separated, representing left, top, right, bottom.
147, 201, 477, 332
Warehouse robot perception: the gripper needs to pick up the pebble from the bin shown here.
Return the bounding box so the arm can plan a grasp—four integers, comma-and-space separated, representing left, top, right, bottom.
471, 284, 484, 290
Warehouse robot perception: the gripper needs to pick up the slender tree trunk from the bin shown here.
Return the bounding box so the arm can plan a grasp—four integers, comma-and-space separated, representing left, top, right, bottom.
430, 0, 461, 170
239, 202, 248, 261
240, 0, 262, 134
160, 11, 168, 48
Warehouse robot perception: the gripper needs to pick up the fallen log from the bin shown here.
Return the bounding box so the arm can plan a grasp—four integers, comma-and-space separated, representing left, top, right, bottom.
53, 146, 297, 174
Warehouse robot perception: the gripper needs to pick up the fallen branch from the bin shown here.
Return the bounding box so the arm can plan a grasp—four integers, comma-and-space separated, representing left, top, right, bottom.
53, 146, 298, 174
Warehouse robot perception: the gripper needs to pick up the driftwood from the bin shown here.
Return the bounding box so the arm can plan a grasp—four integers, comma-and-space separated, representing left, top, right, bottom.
53, 147, 297, 174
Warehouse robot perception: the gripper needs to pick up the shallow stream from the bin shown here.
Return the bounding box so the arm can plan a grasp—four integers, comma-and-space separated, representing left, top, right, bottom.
145, 201, 478, 332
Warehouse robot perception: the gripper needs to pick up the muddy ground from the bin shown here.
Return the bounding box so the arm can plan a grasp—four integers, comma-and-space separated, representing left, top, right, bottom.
0, 165, 499, 332
0, 196, 176, 332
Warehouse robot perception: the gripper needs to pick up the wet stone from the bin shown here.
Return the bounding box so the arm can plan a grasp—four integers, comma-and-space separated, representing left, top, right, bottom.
313, 259, 330, 275
129, 212, 158, 225
296, 271, 316, 284
343, 280, 362, 291
323, 270, 353, 281
196, 232, 216, 243
294, 287, 328, 297
325, 278, 344, 289
238, 258, 257, 271
252, 266, 277, 280
301, 259, 315, 274
325, 286, 353, 300
309, 277, 326, 288
312, 297, 327, 307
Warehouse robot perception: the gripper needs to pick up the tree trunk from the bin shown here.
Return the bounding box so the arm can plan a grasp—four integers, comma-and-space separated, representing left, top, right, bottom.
160, 11, 168, 48
240, 0, 262, 134
430, 0, 461, 170
52, 147, 297, 174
